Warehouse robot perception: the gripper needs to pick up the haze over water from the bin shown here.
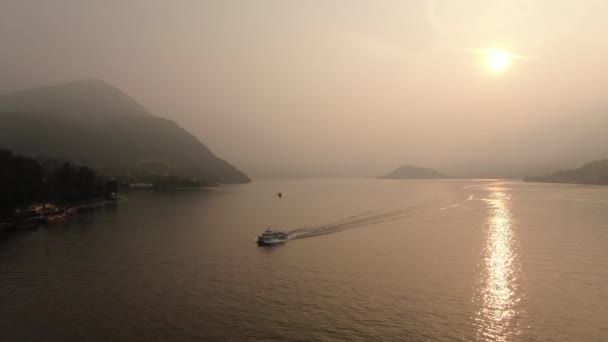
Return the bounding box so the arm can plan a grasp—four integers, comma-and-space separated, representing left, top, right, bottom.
2, 179, 607, 341
4, 1, 608, 178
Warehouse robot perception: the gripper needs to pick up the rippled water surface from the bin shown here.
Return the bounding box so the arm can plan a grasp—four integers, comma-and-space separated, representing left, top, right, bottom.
1, 179, 608, 341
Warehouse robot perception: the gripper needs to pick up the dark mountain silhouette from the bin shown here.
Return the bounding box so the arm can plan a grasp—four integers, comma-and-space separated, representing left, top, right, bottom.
0, 79, 250, 184
0, 79, 148, 120
379, 164, 448, 179
524, 159, 608, 185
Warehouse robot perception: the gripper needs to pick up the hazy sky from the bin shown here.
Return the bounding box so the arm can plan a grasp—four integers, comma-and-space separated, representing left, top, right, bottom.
2, 0, 608, 177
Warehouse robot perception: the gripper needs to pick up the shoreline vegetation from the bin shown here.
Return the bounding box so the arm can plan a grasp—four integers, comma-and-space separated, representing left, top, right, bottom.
0, 149, 217, 232
1, 148, 123, 231
1, 148, 216, 232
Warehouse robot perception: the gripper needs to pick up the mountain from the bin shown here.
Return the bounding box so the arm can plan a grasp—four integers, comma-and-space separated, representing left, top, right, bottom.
0, 79, 148, 120
0, 79, 250, 184
524, 159, 608, 185
379, 164, 448, 179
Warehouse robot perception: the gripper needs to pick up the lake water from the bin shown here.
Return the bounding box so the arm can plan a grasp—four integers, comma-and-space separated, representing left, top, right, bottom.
1, 179, 607, 341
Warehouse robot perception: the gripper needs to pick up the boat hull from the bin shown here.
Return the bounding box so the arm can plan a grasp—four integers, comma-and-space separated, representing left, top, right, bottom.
256, 237, 288, 246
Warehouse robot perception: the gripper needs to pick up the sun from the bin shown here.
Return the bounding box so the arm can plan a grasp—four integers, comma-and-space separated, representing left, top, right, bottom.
470, 47, 532, 75
484, 50, 511, 73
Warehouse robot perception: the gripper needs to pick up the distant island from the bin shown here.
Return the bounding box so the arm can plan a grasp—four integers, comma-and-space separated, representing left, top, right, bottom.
524, 159, 608, 185
0, 79, 250, 186
379, 164, 449, 179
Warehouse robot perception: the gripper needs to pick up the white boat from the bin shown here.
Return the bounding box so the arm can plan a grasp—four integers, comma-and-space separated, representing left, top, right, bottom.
257, 227, 289, 245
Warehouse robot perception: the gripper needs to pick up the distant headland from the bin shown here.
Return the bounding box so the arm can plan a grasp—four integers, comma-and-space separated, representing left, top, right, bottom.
524, 159, 608, 185
0, 79, 251, 186
0, 79, 252, 228
378, 164, 449, 179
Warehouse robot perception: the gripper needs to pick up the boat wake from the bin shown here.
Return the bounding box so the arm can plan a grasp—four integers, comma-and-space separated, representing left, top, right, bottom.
439, 203, 460, 211
287, 204, 429, 240
286, 194, 477, 240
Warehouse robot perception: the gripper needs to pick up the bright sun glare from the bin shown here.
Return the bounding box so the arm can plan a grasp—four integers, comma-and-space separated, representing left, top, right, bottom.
485, 50, 511, 73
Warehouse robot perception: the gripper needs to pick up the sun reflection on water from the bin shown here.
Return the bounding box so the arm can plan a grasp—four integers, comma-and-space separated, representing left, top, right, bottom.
475, 187, 522, 341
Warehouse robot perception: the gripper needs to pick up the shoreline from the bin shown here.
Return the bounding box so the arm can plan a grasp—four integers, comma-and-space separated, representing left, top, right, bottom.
1, 196, 127, 232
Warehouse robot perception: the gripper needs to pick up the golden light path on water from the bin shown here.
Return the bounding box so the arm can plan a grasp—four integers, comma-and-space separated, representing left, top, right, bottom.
475, 186, 523, 341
